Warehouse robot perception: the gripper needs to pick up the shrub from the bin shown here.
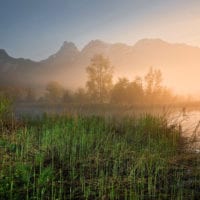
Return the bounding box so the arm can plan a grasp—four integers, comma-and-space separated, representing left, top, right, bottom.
0, 95, 12, 121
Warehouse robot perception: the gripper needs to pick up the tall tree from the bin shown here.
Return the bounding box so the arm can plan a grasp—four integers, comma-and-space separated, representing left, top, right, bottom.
86, 54, 113, 103
144, 67, 163, 103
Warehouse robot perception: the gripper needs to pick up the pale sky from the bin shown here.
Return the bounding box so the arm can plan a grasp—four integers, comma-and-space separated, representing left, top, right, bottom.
1, 0, 200, 60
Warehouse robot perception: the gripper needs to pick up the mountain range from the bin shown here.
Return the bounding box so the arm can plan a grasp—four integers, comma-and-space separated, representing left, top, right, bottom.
1, 38, 200, 94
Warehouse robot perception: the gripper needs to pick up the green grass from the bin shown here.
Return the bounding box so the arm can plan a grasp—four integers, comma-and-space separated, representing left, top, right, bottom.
0, 95, 12, 118
0, 113, 199, 199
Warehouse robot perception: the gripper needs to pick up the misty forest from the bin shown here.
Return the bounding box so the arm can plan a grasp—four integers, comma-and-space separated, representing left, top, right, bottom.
1, 1, 200, 200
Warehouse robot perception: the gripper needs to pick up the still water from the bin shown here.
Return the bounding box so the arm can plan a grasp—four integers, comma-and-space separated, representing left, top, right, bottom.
14, 103, 200, 151
169, 110, 200, 152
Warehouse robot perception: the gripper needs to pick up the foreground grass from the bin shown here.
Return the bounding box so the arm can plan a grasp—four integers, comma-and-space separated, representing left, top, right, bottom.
0, 114, 199, 199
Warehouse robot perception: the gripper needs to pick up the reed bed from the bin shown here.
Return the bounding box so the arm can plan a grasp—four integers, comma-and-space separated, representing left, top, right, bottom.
0, 112, 199, 199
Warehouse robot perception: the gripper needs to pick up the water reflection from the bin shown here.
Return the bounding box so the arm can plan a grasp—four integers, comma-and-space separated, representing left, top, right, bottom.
169, 110, 200, 152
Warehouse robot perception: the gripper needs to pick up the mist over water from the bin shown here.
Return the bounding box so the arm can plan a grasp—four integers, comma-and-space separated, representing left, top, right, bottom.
13, 102, 200, 151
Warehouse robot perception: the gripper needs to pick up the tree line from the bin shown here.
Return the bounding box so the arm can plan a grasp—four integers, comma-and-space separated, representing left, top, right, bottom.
0, 54, 177, 105
41, 54, 175, 105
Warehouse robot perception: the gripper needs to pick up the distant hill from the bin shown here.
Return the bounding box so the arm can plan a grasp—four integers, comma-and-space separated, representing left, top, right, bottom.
1, 39, 200, 94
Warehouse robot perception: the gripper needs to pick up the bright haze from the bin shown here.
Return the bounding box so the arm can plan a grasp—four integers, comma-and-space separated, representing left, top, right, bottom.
1, 0, 200, 95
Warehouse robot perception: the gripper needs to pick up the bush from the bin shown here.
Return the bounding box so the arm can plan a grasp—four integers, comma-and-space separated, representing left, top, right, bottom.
0, 95, 12, 121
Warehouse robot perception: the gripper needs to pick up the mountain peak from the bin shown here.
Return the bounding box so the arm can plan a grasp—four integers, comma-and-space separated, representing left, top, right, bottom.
82, 40, 110, 54
0, 49, 9, 59
87, 39, 105, 45
45, 41, 79, 63
134, 38, 169, 48
60, 41, 78, 53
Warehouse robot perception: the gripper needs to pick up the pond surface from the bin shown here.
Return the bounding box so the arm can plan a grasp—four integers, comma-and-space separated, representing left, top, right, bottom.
14, 103, 200, 151
169, 111, 200, 152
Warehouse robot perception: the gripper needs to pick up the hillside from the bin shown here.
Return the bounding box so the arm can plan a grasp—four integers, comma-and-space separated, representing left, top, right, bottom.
1, 39, 200, 93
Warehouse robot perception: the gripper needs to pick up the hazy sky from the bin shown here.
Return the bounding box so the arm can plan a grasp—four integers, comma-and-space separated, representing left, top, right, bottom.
1, 0, 200, 60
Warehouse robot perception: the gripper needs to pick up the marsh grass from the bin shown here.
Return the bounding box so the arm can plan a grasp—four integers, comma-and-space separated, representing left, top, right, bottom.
0, 112, 199, 199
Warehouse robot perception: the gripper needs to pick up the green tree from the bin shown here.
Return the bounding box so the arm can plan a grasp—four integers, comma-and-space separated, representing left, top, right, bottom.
86, 54, 113, 103
45, 81, 64, 103
111, 76, 144, 105
111, 77, 129, 104
126, 76, 144, 104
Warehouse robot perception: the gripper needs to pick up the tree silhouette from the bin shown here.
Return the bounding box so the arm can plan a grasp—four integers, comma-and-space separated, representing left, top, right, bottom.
126, 76, 144, 104
86, 54, 113, 103
45, 81, 64, 103
74, 88, 88, 103
145, 67, 162, 103
111, 77, 144, 105
111, 77, 129, 104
